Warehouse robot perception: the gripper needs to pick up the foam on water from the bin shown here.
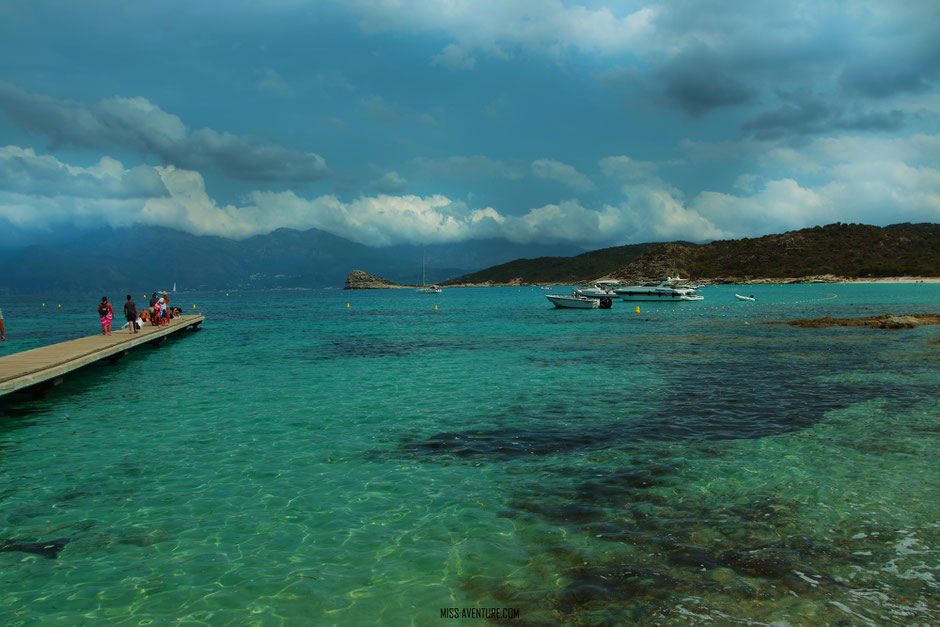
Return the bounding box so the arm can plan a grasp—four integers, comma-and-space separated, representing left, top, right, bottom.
0, 284, 937, 623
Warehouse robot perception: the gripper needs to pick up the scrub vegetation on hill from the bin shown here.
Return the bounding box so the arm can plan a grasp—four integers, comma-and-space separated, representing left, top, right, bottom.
443, 223, 940, 284
442, 243, 659, 285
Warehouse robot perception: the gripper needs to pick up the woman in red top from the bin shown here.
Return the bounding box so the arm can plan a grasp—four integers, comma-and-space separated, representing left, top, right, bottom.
99, 296, 114, 336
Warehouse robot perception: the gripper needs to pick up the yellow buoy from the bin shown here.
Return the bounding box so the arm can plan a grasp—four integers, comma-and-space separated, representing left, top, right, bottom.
58, 304, 61, 308
434, 305, 438, 310
635, 306, 640, 314
346, 303, 350, 308
193, 304, 196, 308
42, 303, 45, 307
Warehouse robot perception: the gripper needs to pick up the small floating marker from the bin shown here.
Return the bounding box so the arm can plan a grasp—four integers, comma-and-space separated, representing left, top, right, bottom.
635, 306, 640, 314
226, 293, 229, 296
42, 303, 45, 307
346, 303, 350, 308
193, 304, 196, 309
58, 304, 61, 308
434, 305, 438, 310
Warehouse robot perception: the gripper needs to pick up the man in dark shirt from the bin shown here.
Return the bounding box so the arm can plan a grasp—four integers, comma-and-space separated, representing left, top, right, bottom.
124, 295, 139, 334
148, 292, 158, 326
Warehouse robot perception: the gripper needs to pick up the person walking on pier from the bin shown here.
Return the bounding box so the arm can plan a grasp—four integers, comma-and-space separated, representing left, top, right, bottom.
98, 297, 113, 336
123, 295, 139, 334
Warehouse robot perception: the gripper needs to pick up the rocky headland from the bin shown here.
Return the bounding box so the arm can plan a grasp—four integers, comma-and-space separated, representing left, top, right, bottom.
344, 270, 410, 289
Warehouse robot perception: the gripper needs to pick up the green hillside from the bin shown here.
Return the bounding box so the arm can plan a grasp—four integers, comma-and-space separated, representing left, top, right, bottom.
616, 222, 940, 281
443, 223, 940, 285
441, 243, 658, 285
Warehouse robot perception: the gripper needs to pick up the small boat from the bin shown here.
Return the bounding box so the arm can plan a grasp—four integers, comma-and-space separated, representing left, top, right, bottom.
546, 292, 600, 309
735, 294, 756, 301
416, 251, 441, 293
575, 280, 621, 303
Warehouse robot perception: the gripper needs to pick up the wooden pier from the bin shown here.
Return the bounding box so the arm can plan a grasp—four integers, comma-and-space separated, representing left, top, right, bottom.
0, 314, 204, 398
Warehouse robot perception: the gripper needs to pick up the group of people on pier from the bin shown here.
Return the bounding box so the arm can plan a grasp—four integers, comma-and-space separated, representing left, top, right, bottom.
98, 291, 181, 335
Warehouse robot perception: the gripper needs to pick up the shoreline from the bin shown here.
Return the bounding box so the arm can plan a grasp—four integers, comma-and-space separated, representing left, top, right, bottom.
439, 276, 940, 288
842, 276, 940, 284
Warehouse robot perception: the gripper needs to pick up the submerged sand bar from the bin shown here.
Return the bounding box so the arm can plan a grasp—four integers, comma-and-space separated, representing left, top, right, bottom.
0, 314, 204, 397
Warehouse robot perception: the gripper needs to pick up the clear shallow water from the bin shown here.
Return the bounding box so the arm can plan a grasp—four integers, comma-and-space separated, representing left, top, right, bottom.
0, 284, 938, 624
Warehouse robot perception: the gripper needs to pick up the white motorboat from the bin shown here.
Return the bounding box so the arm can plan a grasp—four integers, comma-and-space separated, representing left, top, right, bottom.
545, 292, 601, 309
613, 278, 704, 302
575, 280, 620, 306
735, 294, 756, 301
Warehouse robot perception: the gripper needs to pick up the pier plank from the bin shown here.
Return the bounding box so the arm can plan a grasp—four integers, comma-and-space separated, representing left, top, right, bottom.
0, 315, 204, 396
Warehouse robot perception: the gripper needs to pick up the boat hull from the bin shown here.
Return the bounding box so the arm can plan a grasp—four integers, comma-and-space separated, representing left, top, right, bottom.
575, 288, 616, 299
614, 290, 703, 302
546, 295, 599, 309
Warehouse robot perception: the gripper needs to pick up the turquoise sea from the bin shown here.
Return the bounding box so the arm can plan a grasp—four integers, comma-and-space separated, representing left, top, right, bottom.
1, 283, 938, 624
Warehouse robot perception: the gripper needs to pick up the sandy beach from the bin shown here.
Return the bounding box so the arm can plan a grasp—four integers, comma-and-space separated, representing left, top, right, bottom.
845, 276, 940, 283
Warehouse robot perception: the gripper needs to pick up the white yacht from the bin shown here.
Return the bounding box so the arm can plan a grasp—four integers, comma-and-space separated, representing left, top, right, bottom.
613, 277, 704, 302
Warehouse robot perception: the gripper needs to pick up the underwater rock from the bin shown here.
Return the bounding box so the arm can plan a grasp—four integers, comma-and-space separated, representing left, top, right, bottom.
0, 537, 70, 559
784, 313, 939, 329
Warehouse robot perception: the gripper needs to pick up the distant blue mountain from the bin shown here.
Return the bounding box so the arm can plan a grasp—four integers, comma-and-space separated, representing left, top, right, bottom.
0, 225, 584, 294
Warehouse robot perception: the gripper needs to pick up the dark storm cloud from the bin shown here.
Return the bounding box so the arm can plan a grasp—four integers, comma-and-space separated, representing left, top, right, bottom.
641, 1, 939, 120
741, 91, 905, 140
653, 51, 756, 117
840, 46, 940, 99
0, 81, 331, 183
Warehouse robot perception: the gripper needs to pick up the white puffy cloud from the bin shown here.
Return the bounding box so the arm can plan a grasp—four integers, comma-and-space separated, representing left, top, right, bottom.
0, 144, 718, 246
431, 44, 476, 71
688, 135, 940, 234
352, 0, 656, 57
530, 159, 595, 192
4, 133, 938, 250
369, 171, 408, 193
599, 155, 661, 181
0, 146, 167, 199
258, 67, 290, 93
612, 179, 731, 242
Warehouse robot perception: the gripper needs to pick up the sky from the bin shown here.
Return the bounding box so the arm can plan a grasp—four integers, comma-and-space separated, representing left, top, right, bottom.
0, 0, 938, 251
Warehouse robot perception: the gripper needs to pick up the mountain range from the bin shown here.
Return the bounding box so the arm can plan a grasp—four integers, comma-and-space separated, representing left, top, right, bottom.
2, 222, 936, 295
0, 226, 582, 294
